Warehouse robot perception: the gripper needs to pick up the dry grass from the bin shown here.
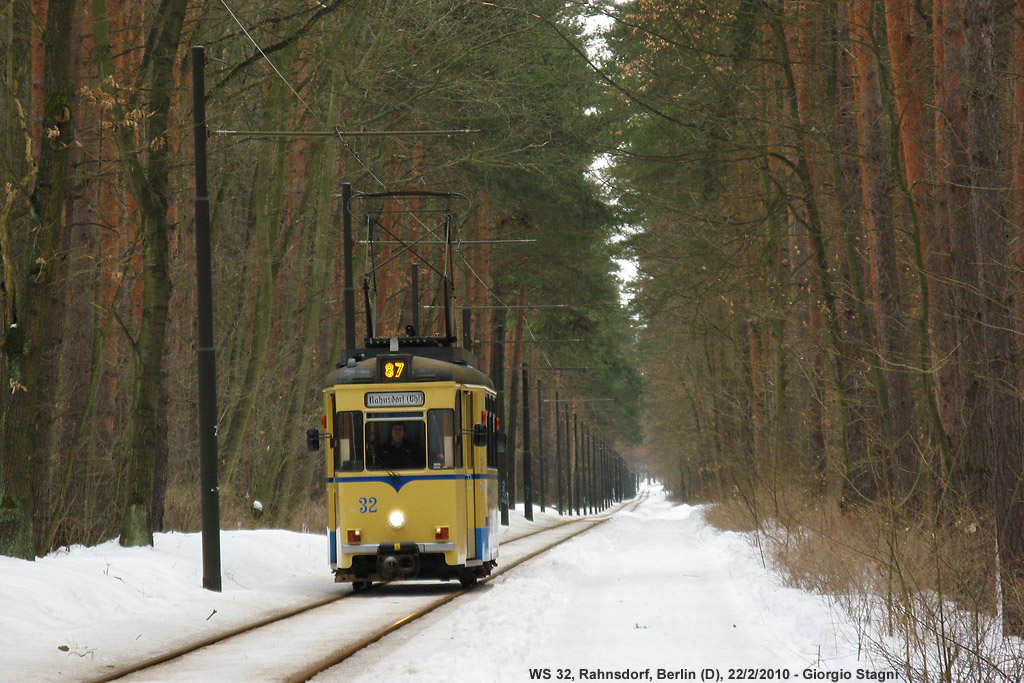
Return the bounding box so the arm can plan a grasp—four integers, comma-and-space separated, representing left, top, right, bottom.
702, 497, 762, 533
704, 485, 1024, 683
162, 476, 325, 534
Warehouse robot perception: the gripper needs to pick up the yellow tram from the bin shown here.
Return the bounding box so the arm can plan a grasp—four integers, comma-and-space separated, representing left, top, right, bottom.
308, 340, 502, 589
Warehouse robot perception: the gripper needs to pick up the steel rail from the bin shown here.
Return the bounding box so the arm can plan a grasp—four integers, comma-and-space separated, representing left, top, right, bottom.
85, 492, 647, 683
284, 490, 651, 682
84, 592, 350, 683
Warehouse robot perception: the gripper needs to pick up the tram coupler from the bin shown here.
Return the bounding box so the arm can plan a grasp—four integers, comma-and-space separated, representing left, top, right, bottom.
376, 543, 421, 580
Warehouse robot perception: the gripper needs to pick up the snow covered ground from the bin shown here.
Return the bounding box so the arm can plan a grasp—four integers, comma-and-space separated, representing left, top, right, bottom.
0, 486, 901, 682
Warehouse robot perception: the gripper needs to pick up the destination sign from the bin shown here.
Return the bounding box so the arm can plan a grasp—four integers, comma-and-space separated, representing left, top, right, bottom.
365, 391, 425, 408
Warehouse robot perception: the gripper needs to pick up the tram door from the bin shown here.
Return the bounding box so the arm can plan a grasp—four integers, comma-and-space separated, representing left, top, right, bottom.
461, 390, 478, 560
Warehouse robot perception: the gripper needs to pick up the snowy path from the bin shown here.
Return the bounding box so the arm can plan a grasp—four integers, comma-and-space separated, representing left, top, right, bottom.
316, 489, 893, 683
0, 486, 899, 683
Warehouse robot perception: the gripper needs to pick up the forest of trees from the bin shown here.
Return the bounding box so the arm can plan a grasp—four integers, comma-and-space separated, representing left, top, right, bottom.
0, 0, 640, 559
6, 0, 1024, 668
600, 0, 1024, 653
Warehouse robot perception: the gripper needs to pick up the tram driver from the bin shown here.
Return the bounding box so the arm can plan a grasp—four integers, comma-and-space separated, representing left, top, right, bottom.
378, 422, 422, 470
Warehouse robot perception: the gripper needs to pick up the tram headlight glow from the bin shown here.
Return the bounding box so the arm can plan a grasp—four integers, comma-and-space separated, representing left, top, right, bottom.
388, 510, 406, 529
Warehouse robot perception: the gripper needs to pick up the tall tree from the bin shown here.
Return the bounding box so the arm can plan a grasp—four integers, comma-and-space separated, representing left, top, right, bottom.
955, 0, 1024, 635
0, 0, 75, 559
850, 0, 918, 496
91, 0, 189, 546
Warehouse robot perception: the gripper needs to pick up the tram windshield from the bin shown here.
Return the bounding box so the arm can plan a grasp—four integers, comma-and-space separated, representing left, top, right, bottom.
334, 408, 461, 472
343, 409, 460, 472
366, 419, 426, 471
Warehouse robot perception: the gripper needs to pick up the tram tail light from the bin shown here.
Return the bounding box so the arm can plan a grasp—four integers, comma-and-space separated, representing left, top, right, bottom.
435, 526, 449, 541
347, 529, 362, 543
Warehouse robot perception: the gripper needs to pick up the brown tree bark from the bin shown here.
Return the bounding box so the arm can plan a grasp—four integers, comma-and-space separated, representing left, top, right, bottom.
504, 283, 528, 503
829, 0, 887, 502
474, 200, 493, 371
747, 321, 765, 460
961, 0, 1024, 635
0, 0, 74, 559
90, 0, 188, 546
772, 0, 856, 498
883, 0, 931, 221
932, 0, 1024, 635
851, 0, 918, 497
930, 0, 962, 466
1014, 1, 1024, 283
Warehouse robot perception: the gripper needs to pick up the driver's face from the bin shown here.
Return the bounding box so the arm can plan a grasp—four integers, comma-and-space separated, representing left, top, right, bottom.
391, 425, 405, 443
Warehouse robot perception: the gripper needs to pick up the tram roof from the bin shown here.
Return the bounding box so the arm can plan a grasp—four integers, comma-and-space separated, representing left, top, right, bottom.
326, 343, 494, 389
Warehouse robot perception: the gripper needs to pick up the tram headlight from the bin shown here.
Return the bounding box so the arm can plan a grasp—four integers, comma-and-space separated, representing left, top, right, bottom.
388, 510, 406, 529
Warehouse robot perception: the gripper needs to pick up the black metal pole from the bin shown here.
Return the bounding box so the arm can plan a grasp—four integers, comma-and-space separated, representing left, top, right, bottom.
342, 183, 356, 357
565, 403, 571, 514
555, 392, 563, 515
584, 425, 591, 514
602, 444, 610, 507
613, 453, 618, 503
600, 438, 607, 510
443, 211, 456, 343
462, 307, 472, 352
537, 378, 545, 513
443, 279, 454, 342
591, 431, 598, 513
589, 430, 596, 514
492, 321, 508, 525
581, 423, 587, 514
191, 46, 221, 593
363, 276, 375, 340
601, 439, 606, 509
572, 410, 578, 515
573, 413, 580, 515
411, 263, 419, 333
522, 364, 533, 521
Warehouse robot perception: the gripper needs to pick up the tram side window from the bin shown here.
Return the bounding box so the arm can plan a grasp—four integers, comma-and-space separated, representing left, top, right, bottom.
427, 409, 459, 469
366, 420, 426, 471
486, 395, 496, 468
333, 411, 364, 472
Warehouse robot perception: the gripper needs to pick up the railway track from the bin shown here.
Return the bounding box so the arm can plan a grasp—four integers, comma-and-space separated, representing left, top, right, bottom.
86, 491, 648, 683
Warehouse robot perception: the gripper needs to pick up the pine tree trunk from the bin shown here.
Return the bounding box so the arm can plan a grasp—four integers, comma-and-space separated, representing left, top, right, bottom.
883, 0, 931, 220
851, 0, 918, 497
930, 0, 962, 466
960, 0, 1024, 636
830, 0, 889, 501
221, 137, 288, 488
771, 1, 857, 498
0, 0, 74, 559
275, 124, 342, 515
89, 0, 189, 546
504, 284, 527, 504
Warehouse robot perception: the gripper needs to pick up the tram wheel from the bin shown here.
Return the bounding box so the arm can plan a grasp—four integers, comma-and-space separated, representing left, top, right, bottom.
458, 575, 478, 588
352, 580, 372, 592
